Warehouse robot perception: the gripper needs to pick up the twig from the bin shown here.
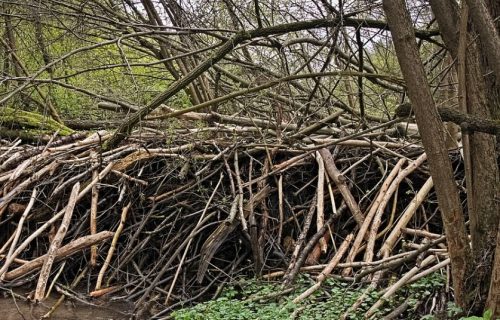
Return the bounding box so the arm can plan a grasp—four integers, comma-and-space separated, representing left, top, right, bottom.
95, 202, 131, 290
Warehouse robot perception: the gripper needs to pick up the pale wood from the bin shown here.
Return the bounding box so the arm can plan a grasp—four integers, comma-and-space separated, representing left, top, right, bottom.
379, 176, 434, 257
315, 152, 327, 253
293, 233, 353, 303
90, 151, 98, 267
4, 232, 113, 281
34, 182, 80, 301
342, 158, 405, 276
95, 202, 131, 290
319, 148, 365, 227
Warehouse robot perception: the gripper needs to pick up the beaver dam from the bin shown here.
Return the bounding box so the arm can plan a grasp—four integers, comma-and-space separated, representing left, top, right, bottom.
0, 104, 483, 319
1, 1, 500, 319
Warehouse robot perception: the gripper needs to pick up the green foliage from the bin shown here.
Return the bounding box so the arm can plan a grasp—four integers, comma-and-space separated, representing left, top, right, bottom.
447, 302, 464, 318
172, 274, 446, 320
421, 300, 493, 319
0, 12, 184, 120
460, 309, 493, 320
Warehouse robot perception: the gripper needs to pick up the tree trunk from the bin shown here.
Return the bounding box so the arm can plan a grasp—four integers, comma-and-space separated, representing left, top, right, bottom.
487, 220, 500, 318
464, 0, 500, 86
382, 0, 471, 306
429, 0, 500, 312
483, 0, 500, 120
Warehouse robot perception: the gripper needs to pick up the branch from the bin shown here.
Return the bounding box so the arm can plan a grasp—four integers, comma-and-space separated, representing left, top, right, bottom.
395, 103, 500, 136
104, 16, 431, 150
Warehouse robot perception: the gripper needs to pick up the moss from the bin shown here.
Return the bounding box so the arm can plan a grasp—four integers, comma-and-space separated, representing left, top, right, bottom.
0, 107, 74, 136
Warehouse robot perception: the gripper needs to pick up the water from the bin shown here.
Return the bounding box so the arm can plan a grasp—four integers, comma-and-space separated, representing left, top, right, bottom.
0, 292, 132, 320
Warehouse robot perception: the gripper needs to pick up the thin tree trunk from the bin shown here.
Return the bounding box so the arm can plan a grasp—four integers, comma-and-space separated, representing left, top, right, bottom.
429, 0, 500, 311
382, 0, 471, 306
487, 220, 500, 318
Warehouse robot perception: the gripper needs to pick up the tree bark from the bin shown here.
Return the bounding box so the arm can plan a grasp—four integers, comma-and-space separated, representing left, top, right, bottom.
464, 0, 500, 87
394, 103, 500, 136
429, 0, 500, 312
382, 0, 471, 306
487, 220, 500, 318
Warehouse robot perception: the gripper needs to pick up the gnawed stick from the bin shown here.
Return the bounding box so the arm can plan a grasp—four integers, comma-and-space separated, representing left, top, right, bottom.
293, 233, 353, 303
0, 162, 114, 278
400, 227, 442, 240
262, 249, 421, 279
89, 285, 121, 298
233, 151, 247, 231
319, 148, 365, 227
354, 236, 446, 282
365, 255, 437, 318
4, 231, 113, 281
90, 151, 99, 267
342, 158, 405, 276
315, 152, 327, 253
365, 153, 428, 264
0, 255, 28, 265
34, 182, 80, 301
343, 253, 438, 320
379, 176, 434, 257
95, 202, 131, 291
408, 258, 450, 284
277, 174, 284, 245
1, 189, 37, 280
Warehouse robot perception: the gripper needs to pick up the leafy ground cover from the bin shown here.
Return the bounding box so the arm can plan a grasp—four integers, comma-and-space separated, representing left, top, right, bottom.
172, 274, 451, 320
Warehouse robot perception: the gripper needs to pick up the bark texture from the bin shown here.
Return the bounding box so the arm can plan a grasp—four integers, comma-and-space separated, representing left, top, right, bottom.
464, 0, 500, 87
383, 0, 471, 306
429, 0, 500, 311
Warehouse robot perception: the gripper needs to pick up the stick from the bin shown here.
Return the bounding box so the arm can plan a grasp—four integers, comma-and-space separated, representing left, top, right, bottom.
34, 182, 80, 301
315, 152, 327, 253
342, 158, 405, 276
90, 151, 99, 267
0, 162, 113, 278
1, 189, 37, 281
379, 177, 434, 257
0, 161, 59, 217
95, 202, 131, 290
293, 233, 353, 303
4, 232, 113, 280
365, 154, 427, 264
319, 148, 365, 227
365, 255, 436, 318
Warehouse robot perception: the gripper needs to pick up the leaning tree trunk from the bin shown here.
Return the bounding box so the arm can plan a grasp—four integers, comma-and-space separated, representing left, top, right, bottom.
429, 0, 500, 313
464, 0, 500, 85
382, 0, 472, 307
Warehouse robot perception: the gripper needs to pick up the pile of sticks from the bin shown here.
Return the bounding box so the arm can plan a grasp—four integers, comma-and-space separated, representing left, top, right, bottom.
0, 115, 461, 318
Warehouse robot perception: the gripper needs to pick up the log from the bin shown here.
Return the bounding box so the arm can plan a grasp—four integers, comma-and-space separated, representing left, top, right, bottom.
3, 231, 113, 281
